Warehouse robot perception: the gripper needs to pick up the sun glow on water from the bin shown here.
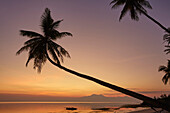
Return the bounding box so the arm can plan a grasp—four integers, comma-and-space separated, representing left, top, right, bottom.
0, 102, 146, 113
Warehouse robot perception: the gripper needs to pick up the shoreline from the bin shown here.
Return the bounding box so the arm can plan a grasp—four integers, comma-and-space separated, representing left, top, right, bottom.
128, 108, 169, 113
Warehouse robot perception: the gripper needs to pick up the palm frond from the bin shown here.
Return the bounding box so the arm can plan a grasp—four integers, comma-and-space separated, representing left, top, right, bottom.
24, 37, 42, 45
130, 6, 139, 21
48, 40, 71, 62
111, 0, 152, 21
33, 57, 46, 73
163, 34, 170, 40
47, 43, 60, 64
50, 30, 73, 40
55, 48, 64, 63
164, 45, 170, 54
50, 40, 70, 58
28, 42, 41, 55
135, 3, 147, 14
110, 0, 126, 9
26, 54, 34, 66
41, 8, 54, 36
163, 34, 170, 45
158, 66, 167, 72
48, 41, 64, 62
139, 0, 152, 9
52, 19, 63, 29
167, 60, 170, 68
22, 39, 47, 73
110, 0, 118, 5
20, 30, 43, 38
25, 41, 43, 66
32, 44, 46, 73
119, 3, 129, 21
16, 43, 33, 55
59, 46, 71, 58
162, 73, 170, 85
59, 32, 73, 38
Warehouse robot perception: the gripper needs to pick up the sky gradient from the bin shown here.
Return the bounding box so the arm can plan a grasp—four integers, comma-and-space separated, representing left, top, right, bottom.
0, 0, 170, 100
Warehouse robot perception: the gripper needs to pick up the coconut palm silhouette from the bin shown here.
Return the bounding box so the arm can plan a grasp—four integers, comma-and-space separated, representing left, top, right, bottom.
110, 0, 170, 33
163, 28, 170, 44
16, 8, 72, 72
16, 8, 170, 111
158, 60, 170, 85
163, 28, 170, 55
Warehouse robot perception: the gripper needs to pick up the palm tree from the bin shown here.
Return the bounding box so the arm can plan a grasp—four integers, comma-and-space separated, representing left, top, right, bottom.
16, 8, 72, 73
163, 29, 170, 45
110, 0, 170, 33
163, 28, 170, 54
16, 8, 170, 111
158, 60, 170, 85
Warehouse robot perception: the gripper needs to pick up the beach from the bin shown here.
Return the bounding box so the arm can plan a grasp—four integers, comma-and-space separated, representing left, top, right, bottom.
128, 108, 169, 113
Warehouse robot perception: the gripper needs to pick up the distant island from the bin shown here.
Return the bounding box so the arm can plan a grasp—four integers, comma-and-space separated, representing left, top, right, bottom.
0, 93, 140, 103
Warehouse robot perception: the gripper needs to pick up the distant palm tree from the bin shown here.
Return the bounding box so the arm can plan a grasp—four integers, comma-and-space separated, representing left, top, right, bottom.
158, 60, 170, 85
163, 28, 170, 45
163, 28, 170, 55
16, 8, 170, 111
110, 0, 170, 33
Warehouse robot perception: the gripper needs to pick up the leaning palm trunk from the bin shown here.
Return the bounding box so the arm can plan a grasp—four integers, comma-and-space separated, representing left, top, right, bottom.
45, 51, 170, 112
135, 5, 170, 33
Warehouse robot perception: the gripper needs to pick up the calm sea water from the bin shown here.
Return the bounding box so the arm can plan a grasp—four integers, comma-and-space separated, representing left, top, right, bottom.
0, 102, 145, 113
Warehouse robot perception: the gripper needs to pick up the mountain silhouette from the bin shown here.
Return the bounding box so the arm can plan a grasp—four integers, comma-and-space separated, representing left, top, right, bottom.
78, 94, 140, 103
0, 93, 140, 103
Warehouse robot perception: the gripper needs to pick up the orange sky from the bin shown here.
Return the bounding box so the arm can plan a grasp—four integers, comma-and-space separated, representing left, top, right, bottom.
0, 0, 170, 100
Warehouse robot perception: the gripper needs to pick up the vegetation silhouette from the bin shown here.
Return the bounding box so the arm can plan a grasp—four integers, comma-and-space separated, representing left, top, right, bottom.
163, 28, 170, 55
16, 8, 170, 111
163, 28, 170, 45
110, 0, 170, 33
119, 94, 170, 112
158, 60, 170, 85
16, 8, 72, 73
158, 28, 170, 85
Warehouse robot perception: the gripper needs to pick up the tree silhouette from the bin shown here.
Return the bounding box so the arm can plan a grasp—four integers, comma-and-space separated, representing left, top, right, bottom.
161, 28, 170, 85
163, 28, 170, 54
110, 0, 170, 33
16, 8, 170, 111
158, 60, 170, 85
16, 8, 72, 73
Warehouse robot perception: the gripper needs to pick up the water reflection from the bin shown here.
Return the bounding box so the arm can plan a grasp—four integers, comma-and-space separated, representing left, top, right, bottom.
0, 102, 143, 113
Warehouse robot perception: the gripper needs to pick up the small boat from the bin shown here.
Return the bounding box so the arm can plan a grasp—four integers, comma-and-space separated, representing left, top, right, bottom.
66, 107, 77, 110
92, 107, 110, 111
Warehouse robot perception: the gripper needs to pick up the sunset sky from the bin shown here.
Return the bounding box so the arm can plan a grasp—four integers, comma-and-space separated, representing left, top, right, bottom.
0, 0, 170, 100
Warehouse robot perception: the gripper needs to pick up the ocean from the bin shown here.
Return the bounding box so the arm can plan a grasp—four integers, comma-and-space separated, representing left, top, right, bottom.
0, 102, 146, 113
